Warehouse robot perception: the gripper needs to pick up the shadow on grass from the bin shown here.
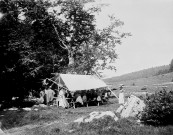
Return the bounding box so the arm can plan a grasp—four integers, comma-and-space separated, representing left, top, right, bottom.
0, 107, 61, 130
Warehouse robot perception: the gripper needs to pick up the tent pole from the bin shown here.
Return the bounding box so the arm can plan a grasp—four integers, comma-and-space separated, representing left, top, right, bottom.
58, 75, 60, 97
94, 70, 118, 99
107, 87, 118, 99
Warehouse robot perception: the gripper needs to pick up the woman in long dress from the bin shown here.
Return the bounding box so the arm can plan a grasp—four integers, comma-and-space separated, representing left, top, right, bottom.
58, 88, 69, 108
118, 85, 125, 105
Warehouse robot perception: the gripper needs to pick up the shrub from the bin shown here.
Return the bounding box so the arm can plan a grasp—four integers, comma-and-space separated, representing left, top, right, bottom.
141, 89, 173, 126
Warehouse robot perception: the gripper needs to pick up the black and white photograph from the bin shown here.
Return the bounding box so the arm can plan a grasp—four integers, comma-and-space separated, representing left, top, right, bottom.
0, 0, 173, 134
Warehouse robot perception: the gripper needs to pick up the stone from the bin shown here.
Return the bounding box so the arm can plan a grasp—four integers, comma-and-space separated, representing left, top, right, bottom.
116, 95, 145, 118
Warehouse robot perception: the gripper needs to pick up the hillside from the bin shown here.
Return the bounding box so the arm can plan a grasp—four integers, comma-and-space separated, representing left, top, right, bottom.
104, 65, 173, 91
105, 65, 169, 83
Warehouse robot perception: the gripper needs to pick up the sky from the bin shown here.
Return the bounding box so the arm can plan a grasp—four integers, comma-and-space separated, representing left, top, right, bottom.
1, 0, 173, 78
92, 0, 173, 78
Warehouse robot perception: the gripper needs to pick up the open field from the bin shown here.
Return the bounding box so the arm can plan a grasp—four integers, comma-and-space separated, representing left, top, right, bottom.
104, 72, 173, 87
1, 96, 173, 135
104, 72, 173, 94
0, 72, 173, 135
1, 98, 119, 135
104, 65, 170, 84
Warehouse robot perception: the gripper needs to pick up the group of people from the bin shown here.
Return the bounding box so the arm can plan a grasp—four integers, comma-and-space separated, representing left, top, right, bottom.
36, 85, 110, 108
36, 83, 125, 108
55, 88, 110, 108
36, 85, 69, 108
73, 89, 110, 107
37, 85, 55, 105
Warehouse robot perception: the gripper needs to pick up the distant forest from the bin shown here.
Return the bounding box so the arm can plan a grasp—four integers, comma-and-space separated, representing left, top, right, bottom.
104, 64, 171, 83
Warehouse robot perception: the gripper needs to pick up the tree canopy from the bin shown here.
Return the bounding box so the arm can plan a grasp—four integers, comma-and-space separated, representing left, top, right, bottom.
0, 0, 130, 101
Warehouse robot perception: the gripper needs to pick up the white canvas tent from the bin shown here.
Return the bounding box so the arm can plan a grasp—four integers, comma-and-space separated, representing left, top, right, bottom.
54, 74, 108, 92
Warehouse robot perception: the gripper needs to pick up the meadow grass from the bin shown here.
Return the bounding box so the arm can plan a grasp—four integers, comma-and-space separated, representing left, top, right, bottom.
105, 72, 173, 91
28, 116, 173, 135
0, 107, 61, 130
1, 88, 173, 135
1, 105, 173, 135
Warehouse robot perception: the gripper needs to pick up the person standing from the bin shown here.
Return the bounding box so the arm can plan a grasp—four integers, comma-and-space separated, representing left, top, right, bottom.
43, 85, 48, 105
58, 88, 69, 108
47, 87, 55, 105
118, 84, 125, 105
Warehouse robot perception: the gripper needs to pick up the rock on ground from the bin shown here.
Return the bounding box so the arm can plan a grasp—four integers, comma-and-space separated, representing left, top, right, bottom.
116, 95, 145, 118
74, 111, 118, 123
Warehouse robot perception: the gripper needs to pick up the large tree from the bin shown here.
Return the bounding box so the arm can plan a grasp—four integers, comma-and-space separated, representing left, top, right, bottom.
49, 0, 130, 74
0, 0, 130, 102
0, 0, 68, 100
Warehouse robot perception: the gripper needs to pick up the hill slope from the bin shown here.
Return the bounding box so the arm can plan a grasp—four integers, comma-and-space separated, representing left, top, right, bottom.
104, 65, 173, 89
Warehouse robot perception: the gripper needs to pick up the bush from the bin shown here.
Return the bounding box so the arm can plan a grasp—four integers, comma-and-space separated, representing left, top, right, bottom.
141, 90, 173, 126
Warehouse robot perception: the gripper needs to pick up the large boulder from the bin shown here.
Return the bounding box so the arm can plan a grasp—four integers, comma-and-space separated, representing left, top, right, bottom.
116, 95, 145, 118
74, 111, 118, 123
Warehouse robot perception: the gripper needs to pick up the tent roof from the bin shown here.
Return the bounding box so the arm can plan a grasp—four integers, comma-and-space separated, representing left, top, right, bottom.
55, 74, 107, 92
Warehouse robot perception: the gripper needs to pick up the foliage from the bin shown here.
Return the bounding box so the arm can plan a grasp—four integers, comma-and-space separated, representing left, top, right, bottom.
156, 69, 169, 75
141, 89, 173, 126
0, 0, 63, 101
155, 59, 173, 75
0, 0, 129, 102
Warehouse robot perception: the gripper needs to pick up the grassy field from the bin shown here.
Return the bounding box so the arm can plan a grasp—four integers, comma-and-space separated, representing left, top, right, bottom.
104, 72, 173, 93
0, 72, 173, 135
104, 65, 170, 83
0, 96, 173, 135
1, 99, 119, 135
